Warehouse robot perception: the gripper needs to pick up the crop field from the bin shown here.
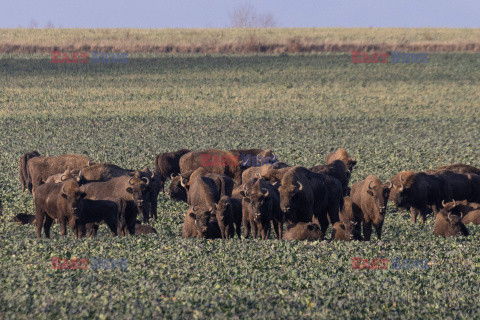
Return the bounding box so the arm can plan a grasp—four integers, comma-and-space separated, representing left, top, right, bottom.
0, 49, 480, 319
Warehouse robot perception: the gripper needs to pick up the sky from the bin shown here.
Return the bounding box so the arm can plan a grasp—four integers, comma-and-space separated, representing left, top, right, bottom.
1, 0, 479, 28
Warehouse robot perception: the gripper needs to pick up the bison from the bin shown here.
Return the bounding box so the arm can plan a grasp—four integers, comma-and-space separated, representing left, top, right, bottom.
350, 175, 391, 240
310, 159, 351, 196
331, 221, 361, 241
154, 149, 191, 192
73, 198, 125, 238
393, 171, 445, 223
135, 224, 157, 235
325, 148, 357, 173
14, 213, 36, 225
34, 179, 87, 238
262, 166, 343, 235
240, 176, 282, 239
25, 153, 92, 194
82, 172, 152, 235
215, 196, 237, 239
338, 196, 363, 240
283, 223, 323, 241
434, 203, 469, 237
182, 207, 221, 239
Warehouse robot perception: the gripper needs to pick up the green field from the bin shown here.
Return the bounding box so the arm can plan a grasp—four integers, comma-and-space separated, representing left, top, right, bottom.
1, 51, 480, 319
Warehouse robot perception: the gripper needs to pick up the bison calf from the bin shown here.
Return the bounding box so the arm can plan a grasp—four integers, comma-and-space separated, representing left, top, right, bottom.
283, 223, 323, 241
331, 221, 362, 241
135, 224, 157, 235
14, 213, 36, 225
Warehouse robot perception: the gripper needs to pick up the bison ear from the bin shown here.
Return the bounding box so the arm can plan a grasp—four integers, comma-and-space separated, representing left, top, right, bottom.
189, 212, 196, 218
242, 197, 251, 203
307, 224, 314, 231
126, 187, 134, 194
61, 193, 68, 199
240, 190, 246, 198
80, 193, 87, 199
366, 190, 374, 197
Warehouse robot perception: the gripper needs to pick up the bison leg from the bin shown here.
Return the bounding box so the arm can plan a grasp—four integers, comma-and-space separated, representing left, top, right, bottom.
374, 222, 383, 240
251, 221, 258, 239
327, 204, 340, 226
35, 209, 46, 239
410, 208, 419, 223
43, 215, 54, 238
243, 214, 251, 239
235, 220, 242, 239
317, 213, 330, 236
362, 221, 372, 241
105, 217, 118, 237
59, 217, 68, 237
272, 218, 283, 240
150, 192, 158, 220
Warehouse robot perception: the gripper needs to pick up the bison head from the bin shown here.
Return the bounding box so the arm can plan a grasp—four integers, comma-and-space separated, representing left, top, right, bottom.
241, 178, 273, 222
436, 201, 469, 237
366, 180, 391, 218
188, 205, 215, 237
278, 180, 303, 223
393, 171, 415, 208
60, 179, 86, 215
126, 172, 151, 221
166, 174, 188, 202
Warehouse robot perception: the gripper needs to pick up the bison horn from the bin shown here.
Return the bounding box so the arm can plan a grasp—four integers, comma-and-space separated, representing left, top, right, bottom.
297, 181, 303, 191
128, 177, 134, 185
452, 199, 457, 207
242, 184, 250, 196
88, 160, 95, 166
448, 212, 452, 221
256, 173, 262, 179
368, 181, 374, 190
61, 174, 68, 181
261, 188, 270, 198
180, 177, 188, 188
386, 180, 393, 188
400, 174, 405, 182
442, 200, 447, 207
170, 173, 178, 180
142, 177, 150, 185
61, 184, 67, 195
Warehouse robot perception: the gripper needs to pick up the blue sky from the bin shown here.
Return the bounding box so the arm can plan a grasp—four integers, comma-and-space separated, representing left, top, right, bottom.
1, 0, 479, 28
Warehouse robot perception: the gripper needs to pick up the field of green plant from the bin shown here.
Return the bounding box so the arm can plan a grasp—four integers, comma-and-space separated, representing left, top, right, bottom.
0, 51, 479, 319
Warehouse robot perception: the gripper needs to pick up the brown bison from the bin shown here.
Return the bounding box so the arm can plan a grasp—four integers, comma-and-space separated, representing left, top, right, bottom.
18, 151, 41, 192
182, 207, 221, 239
154, 149, 191, 192
240, 177, 282, 239
82, 172, 152, 235
140, 167, 163, 221
229, 148, 278, 167
283, 223, 323, 241
241, 162, 290, 185
310, 160, 351, 196
215, 196, 239, 239
14, 213, 36, 225
325, 148, 357, 173
135, 224, 157, 235
339, 196, 363, 240
434, 202, 469, 237
331, 221, 361, 241
25, 153, 92, 194
440, 200, 480, 225
393, 171, 445, 223
34, 179, 87, 238
350, 175, 391, 240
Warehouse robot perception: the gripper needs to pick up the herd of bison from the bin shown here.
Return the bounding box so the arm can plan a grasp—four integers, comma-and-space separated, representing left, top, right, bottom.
7, 147, 480, 241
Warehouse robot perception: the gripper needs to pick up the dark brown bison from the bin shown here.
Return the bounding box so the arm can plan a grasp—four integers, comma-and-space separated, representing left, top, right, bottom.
34, 179, 87, 238
310, 160, 351, 196
434, 202, 469, 237
73, 198, 125, 238
140, 167, 163, 221
82, 172, 152, 235
331, 221, 361, 241
168, 168, 234, 205
240, 177, 282, 239
25, 153, 91, 194
350, 175, 391, 240
154, 149, 191, 192
135, 224, 157, 235
436, 163, 480, 175
262, 166, 343, 235
283, 223, 323, 241
325, 148, 357, 173
393, 171, 445, 223
14, 213, 36, 225
182, 207, 221, 239
18, 151, 41, 192
215, 196, 236, 239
